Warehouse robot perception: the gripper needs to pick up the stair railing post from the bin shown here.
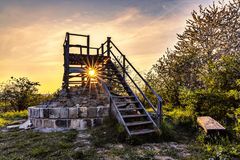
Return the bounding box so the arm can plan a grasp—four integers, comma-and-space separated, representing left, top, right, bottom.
107, 37, 111, 57
101, 44, 104, 55
157, 99, 162, 127
66, 32, 70, 92
87, 35, 90, 56
123, 55, 126, 80
107, 37, 111, 83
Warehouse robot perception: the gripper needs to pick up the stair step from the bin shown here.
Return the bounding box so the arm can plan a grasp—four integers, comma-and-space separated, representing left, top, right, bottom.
122, 114, 147, 118
118, 108, 143, 111
112, 96, 134, 99
115, 101, 138, 105
115, 104, 128, 108
126, 121, 152, 127
130, 129, 156, 136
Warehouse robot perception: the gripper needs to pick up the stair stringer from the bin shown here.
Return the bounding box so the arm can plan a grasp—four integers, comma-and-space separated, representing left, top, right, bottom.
102, 60, 160, 136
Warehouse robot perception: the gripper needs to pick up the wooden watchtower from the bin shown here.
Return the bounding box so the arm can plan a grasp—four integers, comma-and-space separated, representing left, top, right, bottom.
62, 32, 111, 89
62, 32, 163, 136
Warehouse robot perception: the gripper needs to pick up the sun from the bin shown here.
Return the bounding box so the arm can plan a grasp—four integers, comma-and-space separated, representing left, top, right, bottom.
87, 68, 97, 78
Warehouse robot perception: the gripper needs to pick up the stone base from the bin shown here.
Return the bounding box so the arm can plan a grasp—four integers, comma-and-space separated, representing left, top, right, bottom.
30, 118, 104, 130
28, 106, 109, 129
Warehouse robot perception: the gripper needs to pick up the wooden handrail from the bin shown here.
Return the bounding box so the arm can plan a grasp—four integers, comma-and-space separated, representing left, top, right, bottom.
109, 40, 163, 123
110, 41, 163, 101
68, 33, 89, 37
110, 50, 157, 113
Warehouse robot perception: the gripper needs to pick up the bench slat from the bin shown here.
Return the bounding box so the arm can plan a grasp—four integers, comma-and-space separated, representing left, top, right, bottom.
197, 116, 225, 133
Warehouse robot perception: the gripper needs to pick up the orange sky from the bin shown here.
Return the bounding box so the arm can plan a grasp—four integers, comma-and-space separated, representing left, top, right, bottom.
0, 0, 215, 93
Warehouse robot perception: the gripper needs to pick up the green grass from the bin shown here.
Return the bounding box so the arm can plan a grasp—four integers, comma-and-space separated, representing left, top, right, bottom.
0, 129, 79, 160
0, 110, 28, 120
0, 110, 28, 127
1, 123, 237, 159
0, 118, 10, 127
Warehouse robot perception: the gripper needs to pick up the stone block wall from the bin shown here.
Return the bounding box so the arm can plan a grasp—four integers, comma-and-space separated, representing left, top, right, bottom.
28, 86, 110, 130
29, 105, 109, 129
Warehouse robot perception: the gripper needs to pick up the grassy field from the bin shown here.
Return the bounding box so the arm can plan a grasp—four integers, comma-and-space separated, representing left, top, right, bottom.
0, 110, 28, 127
0, 111, 239, 160
0, 129, 80, 160
0, 117, 213, 160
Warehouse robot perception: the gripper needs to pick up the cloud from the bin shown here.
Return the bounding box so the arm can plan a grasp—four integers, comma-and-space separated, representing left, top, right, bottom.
0, 0, 214, 93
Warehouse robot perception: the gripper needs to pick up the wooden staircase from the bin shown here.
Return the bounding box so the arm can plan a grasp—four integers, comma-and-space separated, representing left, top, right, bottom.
100, 60, 159, 136
62, 32, 163, 136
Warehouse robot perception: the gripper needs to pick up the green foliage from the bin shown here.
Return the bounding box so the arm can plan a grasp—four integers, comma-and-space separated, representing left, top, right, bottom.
147, 0, 240, 103
90, 118, 127, 147
196, 132, 240, 159
30, 146, 51, 157
167, 106, 195, 127
0, 118, 10, 127
0, 110, 28, 120
146, 0, 240, 138
0, 130, 78, 160
0, 110, 28, 127
159, 118, 176, 141
0, 77, 40, 111
234, 107, 240, 137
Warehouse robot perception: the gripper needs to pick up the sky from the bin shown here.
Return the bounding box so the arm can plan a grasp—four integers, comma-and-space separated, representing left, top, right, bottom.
0, 0, 215, 93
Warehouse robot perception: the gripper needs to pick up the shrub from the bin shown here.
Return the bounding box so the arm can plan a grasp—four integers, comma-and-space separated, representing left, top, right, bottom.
167, 106, 195, 127
0, 77, 40, 111
159, 118, 176, 141
197, 135, 240, 159
0, 118, 10, 127
0, 110, 28, 127
234, 107, 240, 138
0, 110, 28, 120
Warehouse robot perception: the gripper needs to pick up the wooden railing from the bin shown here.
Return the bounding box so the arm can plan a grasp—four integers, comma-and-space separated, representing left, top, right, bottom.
63, 32, 163, 125
100, 37, 163, 126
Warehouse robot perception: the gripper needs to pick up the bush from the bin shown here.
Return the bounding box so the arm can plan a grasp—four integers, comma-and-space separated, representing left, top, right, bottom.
159, 118, 176, 141
0, 118, 10, 127
167, 106, 195, 127
0, 77, 40, 111
0, 110, 28, 127
0, 110, 28, 120
234, 107, 240, 138
196, 132, 240, 159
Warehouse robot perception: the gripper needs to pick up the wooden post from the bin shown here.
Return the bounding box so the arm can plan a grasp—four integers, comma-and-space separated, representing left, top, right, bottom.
107, 37, 111, 57
106, 37, 111, 83
123, 55, 126, 80
157, 100, 162, 127
65, 32, 70, 92
80, 46, 82, 55
97, 48, 99, 55
87, 35, 90, 56
101, 44, 104, 56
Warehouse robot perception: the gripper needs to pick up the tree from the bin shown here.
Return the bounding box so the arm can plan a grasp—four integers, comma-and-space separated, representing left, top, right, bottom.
147, 0, 240, 105
178, 53, 240, 121
0, 77, 40, 111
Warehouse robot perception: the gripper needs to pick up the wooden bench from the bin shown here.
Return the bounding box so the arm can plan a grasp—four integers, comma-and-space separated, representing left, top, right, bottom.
197, 116, 225, 134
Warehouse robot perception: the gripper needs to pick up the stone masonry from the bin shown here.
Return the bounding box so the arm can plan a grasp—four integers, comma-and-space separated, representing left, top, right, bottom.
28, 86, 110, 130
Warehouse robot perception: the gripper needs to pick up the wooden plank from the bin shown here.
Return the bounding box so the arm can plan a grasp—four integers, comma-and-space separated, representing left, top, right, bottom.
118, 108, 143, 111
197, 116, 225, 133
122, 114, 147, 118
69, 67, 84, 73
130, 129, 155, 136
126, 121, 152, 127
